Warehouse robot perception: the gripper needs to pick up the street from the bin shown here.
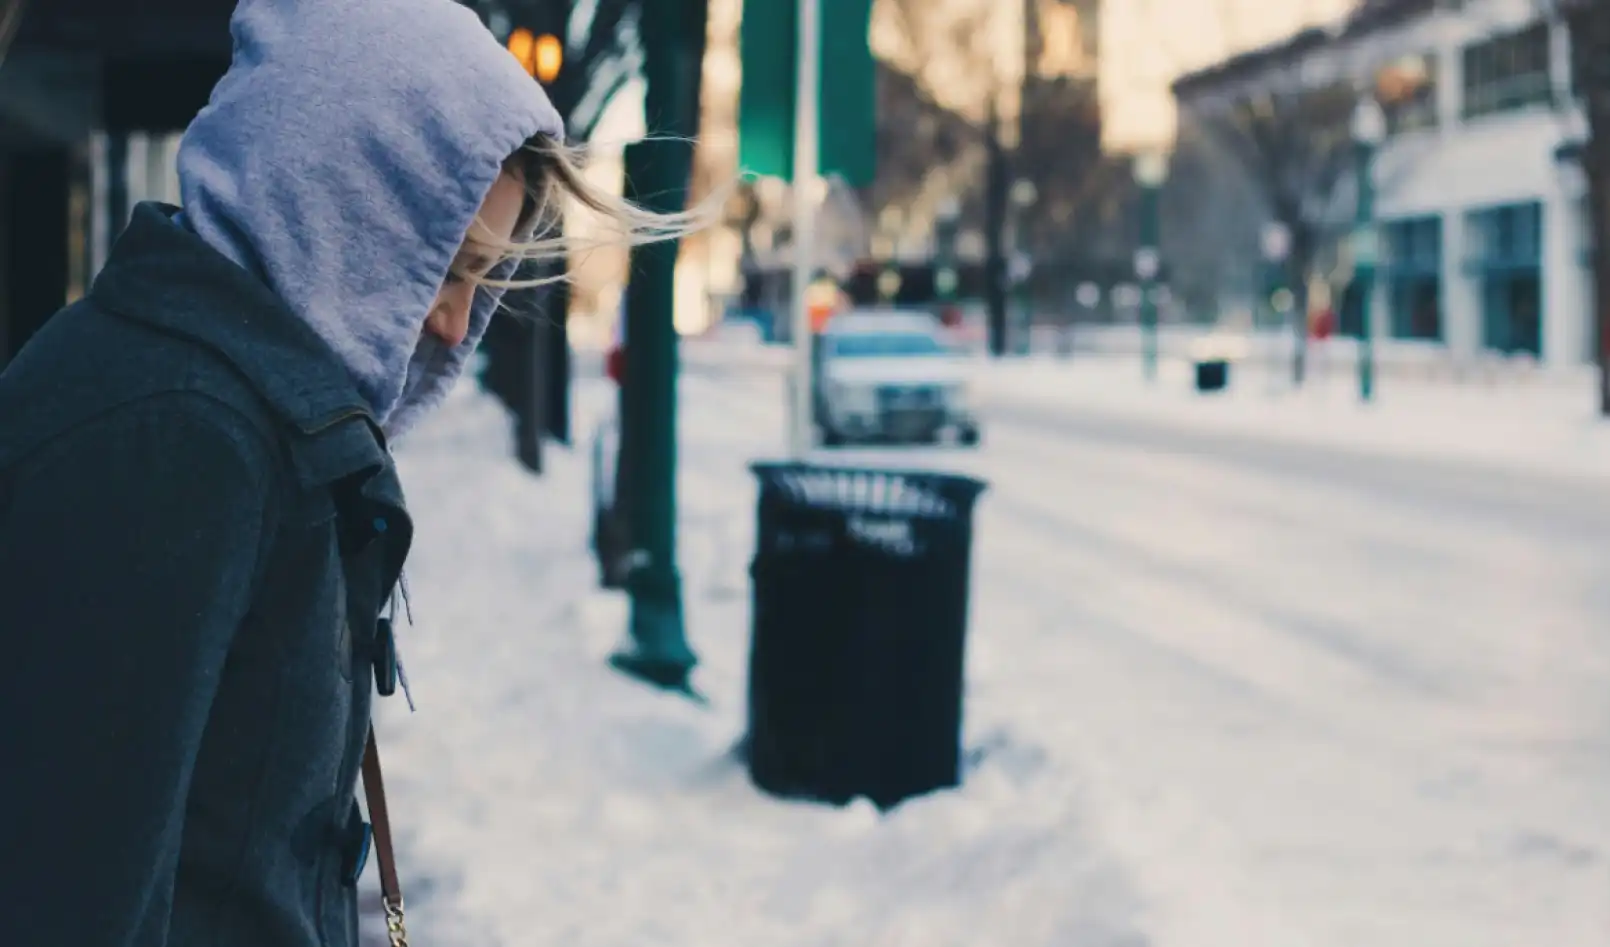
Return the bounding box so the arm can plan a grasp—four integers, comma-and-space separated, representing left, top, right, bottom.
371, 365, 1610, 947
956, 395, 1610, 946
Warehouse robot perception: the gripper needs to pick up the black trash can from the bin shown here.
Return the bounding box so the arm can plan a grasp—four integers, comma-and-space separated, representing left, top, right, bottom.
1194, 358, 1229, 392
744, 463, 988, 811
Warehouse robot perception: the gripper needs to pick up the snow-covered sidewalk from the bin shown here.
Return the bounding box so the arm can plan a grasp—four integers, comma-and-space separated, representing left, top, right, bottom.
367, 378, 1141, 947
976, 354, 1610, 481
366, 368, 1610, 947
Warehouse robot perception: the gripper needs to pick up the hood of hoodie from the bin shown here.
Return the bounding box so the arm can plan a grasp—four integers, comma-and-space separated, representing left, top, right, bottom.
176, 0, 563, 439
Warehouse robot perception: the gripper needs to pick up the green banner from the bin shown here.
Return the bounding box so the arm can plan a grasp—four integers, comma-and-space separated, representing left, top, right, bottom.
737, 0, 876, 187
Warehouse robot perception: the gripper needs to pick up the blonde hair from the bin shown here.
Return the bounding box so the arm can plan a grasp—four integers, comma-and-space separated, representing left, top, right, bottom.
462, 132, 724, 292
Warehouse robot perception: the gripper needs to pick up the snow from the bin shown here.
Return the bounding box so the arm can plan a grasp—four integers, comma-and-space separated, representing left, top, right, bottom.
974, 353, 1610, 483
367, 361, 1610, 946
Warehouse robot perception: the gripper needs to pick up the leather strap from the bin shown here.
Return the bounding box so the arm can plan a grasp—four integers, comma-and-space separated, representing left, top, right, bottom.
360, 725, 403, 911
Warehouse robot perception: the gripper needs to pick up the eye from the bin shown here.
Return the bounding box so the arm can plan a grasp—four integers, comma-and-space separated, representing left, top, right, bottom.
446, 253, 495, 287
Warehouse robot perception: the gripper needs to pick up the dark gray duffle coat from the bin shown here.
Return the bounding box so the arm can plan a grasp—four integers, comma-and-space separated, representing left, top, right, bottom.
0, 202, 413, 947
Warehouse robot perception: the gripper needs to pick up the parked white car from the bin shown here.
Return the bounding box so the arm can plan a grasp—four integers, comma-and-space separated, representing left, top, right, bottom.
813, 310, 980, 447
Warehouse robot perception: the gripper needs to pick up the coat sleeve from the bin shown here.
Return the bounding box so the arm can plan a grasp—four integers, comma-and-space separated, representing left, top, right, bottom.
0, 392, 277, 946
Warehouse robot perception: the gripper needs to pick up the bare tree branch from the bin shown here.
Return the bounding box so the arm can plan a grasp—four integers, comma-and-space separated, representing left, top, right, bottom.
873, 0, 1103, 253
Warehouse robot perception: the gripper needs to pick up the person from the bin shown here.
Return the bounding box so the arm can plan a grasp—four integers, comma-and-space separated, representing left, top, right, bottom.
0, 0, 707, 945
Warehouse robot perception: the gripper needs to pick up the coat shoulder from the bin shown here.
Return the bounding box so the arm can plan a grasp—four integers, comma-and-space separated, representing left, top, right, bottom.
0, 299, 286, 473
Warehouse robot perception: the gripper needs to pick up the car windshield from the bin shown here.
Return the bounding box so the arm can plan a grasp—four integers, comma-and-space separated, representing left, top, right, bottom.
829, 332, 948, 358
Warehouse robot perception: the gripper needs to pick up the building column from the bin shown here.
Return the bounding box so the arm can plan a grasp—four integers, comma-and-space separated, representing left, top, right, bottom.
1441, 210, 1481, 360
1543, 187, 1589, 366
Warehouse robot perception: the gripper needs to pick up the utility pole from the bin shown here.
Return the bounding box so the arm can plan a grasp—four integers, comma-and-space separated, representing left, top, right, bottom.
610, 0, 707, 693
736, 0, 874, 451
787, 0, 821, 457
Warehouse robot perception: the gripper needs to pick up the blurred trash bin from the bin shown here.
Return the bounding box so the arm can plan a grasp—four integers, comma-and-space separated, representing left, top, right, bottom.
1188, 334, 1241, 394
1194, 358, 1229, 392
743, 462, 988, 811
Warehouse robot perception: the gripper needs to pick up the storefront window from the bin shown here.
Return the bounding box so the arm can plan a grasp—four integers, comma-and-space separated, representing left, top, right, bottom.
1384, 216, 1442, 340
1465, 202, 1544, 356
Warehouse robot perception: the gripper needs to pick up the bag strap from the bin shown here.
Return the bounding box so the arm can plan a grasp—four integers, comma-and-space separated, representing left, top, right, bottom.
361, 725, 411, 947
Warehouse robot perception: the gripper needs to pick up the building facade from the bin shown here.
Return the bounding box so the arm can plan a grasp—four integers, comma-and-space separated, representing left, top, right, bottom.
0, 0, 231, 369
1172, 0, 1593, 369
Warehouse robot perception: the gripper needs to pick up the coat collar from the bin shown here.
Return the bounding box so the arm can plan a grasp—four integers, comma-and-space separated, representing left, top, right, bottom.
90, 202, 399, 493
91, 202, 374, 439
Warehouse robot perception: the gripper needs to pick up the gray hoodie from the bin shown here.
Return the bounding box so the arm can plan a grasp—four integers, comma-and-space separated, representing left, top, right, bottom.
176, 0, 564, 439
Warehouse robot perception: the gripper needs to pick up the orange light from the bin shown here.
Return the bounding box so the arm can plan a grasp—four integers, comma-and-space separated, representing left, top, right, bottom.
507, 27, 537, 76
533, 33, 563, 84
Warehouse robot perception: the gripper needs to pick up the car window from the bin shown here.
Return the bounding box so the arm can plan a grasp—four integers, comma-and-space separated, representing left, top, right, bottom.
828, 332, 947, 358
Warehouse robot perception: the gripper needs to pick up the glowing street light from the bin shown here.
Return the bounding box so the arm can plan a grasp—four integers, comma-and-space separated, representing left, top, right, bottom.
533, 32, 563, 83
507, 27, 536, 74
507, 28, 563, 83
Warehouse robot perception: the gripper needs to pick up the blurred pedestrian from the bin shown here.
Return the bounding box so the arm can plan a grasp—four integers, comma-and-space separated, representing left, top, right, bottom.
1310, 298, 1337, 385
0, 0, 708, 945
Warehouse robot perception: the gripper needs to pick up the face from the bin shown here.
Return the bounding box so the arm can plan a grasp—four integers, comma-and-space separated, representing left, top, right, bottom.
423, 168, 528, 347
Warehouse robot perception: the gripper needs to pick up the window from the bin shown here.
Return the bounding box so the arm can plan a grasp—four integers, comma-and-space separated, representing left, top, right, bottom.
1465, 202, 1542, 270
1384, 216, 1443, 340
1462, 22, 1552, 119
1466, 202, 1544, 356
1386, 216, 1441, 272
1377, 52, 1439, 134
829, 332, 948, 358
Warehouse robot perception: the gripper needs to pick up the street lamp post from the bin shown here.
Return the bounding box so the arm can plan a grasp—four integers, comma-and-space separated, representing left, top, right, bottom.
1351, 95, 1386, 403
1008, 179, 1037, 355
1260, 221, 1291, 387
1070, 281, 1100, 357
1260, 222, 1291, 328
877, 267, 902, 303
934, 197, 961, 319
609, 0, 706, 693
1133, 151, 1169, 382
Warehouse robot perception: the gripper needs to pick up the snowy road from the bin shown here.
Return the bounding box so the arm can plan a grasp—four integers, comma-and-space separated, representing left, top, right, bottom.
371, 367, 1610, 947
954, 397, 1610, 946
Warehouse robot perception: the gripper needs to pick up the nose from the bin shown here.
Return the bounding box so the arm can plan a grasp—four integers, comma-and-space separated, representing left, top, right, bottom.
425, 282, 475, 347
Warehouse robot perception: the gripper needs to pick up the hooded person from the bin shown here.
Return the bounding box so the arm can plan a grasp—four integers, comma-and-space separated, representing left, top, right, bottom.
0, 0, 705, 944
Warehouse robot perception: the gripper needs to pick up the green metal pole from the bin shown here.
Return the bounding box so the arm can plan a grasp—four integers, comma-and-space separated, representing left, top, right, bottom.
1011, 206, 1030, 355
1260, 261, 1275, 332
934, 213, 958, 315
1355, 140, 1377, 404
1012, 265, 1032, 355
611, 0, 707, 694
1139, 182, 1160, 383
935, 224, 953, 301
